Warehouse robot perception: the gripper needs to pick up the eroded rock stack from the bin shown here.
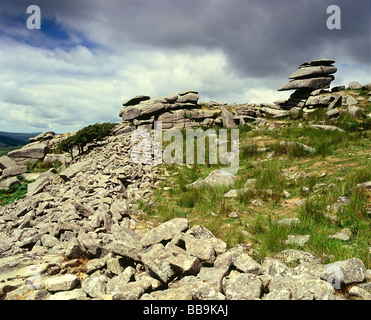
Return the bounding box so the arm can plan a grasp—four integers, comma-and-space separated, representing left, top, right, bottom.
277, 59, 337, 109
119, 90, 221, 130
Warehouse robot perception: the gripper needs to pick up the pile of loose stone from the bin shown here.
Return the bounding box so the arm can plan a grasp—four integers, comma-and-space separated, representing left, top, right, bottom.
1, 129, 370, 300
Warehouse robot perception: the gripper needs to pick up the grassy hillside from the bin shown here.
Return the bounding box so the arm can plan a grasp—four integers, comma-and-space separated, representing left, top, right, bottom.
136, 88, 371, 268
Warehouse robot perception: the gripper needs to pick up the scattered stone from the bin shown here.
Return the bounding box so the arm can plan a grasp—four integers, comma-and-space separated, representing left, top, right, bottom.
0, 176, 20, 191
328, 229, 352, 241
223, 273, 263, 300
349, 286, 371, 300
140, 218, 189, 247
285, 235, 311, 247
309, 124, 345, 132
347, 81, 362, 90
221, 107, 236, 128
186, 169, 237, 188
44, 274, 80, 293
276, 218, 301, 226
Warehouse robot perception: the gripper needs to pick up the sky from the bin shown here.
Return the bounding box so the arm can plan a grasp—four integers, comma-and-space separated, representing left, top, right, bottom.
0, 0, 370, 133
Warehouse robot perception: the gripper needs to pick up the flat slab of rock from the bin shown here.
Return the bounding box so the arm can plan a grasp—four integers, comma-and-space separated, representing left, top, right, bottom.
44, 274, 80, 292
289, 66, 337, 79
1, 165, 28, 178
309, 124, 345, 132
122, 95, 151, 107
7, 142, 49, 164
221, 107, 236, 128
59, 160, 91, 181
140, 218, 189, 247
278, 77, 334, 91
187, 169, 237, 188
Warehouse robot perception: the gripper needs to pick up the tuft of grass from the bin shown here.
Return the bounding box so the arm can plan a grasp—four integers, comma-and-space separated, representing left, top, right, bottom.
0, 176, 34, 206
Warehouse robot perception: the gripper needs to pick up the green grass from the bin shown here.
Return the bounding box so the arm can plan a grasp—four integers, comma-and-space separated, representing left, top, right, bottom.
0, 176, 34, 206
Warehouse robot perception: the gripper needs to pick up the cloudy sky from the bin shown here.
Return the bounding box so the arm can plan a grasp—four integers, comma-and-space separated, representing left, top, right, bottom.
0, 0, 370, 133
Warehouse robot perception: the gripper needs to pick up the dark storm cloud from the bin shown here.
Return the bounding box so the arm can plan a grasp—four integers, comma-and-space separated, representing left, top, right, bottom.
2, 0, 370, 79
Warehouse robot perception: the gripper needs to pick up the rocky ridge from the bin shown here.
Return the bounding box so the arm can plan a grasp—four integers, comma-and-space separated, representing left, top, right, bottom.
0, 127, 370, 300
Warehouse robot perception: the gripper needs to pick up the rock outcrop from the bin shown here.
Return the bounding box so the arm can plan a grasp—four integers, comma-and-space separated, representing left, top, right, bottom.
119, 90, 222, 130
277, 59, 337, 110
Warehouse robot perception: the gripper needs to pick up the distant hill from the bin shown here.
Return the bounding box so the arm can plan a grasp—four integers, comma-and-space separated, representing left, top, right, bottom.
0, 131, 41, 147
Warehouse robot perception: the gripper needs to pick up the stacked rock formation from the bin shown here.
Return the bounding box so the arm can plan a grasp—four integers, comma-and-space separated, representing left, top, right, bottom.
277, 59, 337, 109
119, 90, 221, 130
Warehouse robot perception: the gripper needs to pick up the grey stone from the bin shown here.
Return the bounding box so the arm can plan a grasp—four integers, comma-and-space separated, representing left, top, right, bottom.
29, 131, 55, 143
276, 218, 301, 226
112, 280, 150, 300
138, 244, 175, 284
168, 254, 202, 275
27, 169, 56, 197
0, 156, 17, 170
105, 239, 142, 261
65, 238, 89, 259
261, 257, 294, 277
321, 258, 367, 286
347, 105, 363, 117
262, 107, 289, 119
349, 286, 371, 300
177, 93, 199, 104
289, 107, 303, 119
268, 274, 335, 300
343, 96, 358, 106
289, 66, 337, 79
81, 273, 107, 298
49, 288, 86, 300
197, 266, 229, 292
214, 246, 245, 268
285, 235, 311, 247
356, 181, 371, 190
0, 176, 20, 191
233, 253, 262, 275
8, 142, 48, 163
184, 235, 216, 265
44, 274, 80, 292
142, 287, 193, 300
303, 59, 335, 66
280, 141, 315, 153
59, 160, 91, 181
122, 95, 151, 107
347, 81, 362, 90
278, 77, 334, 91
221, 107, 236, 128
223, 273, 263, 300
140, 218, 189, 247
309, 124, 345, 132
187, 169, 237, 188
325, 108, 340, 119
275, 250, 318, 265
1, 165, 27, 178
